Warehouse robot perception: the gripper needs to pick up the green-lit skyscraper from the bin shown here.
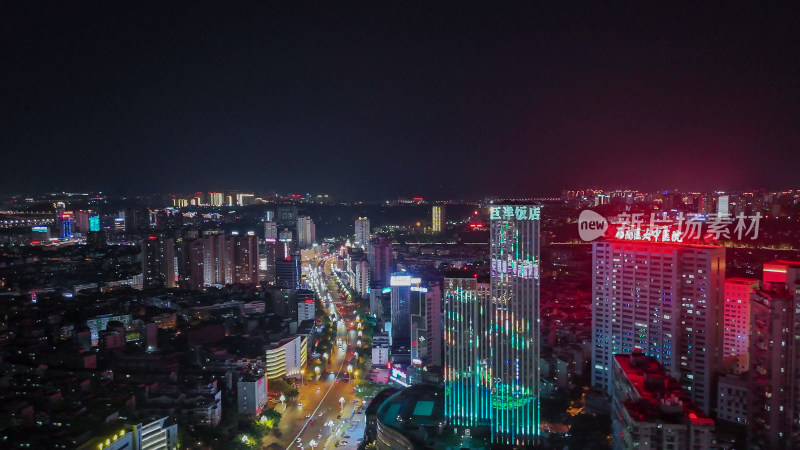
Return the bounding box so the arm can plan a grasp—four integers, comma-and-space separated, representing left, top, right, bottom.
444, 204, 542, 446
443, 276, 492, 428
489, 204, 541, 445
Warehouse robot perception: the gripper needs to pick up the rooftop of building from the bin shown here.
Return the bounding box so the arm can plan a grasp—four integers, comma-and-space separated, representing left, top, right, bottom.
375, 383, 444, 437
614, 353, 713, 427
601, 238, 724, 250
725, 277, 760, 285
765, 260, 800, 268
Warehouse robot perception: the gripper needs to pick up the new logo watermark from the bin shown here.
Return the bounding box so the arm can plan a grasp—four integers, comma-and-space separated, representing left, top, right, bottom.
578, 210, 609, 241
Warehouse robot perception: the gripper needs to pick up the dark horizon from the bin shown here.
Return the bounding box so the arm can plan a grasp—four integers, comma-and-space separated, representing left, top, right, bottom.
2, 3, 799, 199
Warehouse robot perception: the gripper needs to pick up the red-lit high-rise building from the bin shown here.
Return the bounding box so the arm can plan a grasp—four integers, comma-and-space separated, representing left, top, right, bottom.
592, 238, 725, 415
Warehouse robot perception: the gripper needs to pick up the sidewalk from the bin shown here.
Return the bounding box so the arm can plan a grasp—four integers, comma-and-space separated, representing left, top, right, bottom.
322, 406, 366, 450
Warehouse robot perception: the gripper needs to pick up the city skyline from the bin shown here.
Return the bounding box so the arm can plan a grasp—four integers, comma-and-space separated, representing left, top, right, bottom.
2, 3, 800, 449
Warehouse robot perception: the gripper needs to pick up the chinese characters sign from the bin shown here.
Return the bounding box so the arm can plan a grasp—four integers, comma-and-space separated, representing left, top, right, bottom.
490, 205, 541, 221
609, 212, 762, 243
491, 258, 539, 279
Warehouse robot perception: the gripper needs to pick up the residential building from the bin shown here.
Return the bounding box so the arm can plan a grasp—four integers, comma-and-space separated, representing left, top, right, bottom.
592, 239, 725, 415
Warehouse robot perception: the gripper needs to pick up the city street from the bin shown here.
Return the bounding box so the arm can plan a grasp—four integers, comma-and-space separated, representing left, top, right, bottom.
261, 255, 366, 450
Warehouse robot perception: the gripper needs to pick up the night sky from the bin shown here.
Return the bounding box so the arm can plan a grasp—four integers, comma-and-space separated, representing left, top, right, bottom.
2, 2, 798, 199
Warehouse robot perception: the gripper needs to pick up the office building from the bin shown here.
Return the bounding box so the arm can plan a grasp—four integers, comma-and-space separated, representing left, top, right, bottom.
276, 255, 300, 289
237, 375, 268, 415
722, 278, 759, 374
278, 228, 294, 260
277, 205, 298, 226
611, 353, 716, 450
122, 208, 150, 232
389, 273, 418, 362
488, 204, 541, 445
432, 205, 445, 233
591, 239, 725, 415
59, 212, 73, 239
355, 217, 370, 248
264, 221, 278, 241
298, 297, 315, 322
265, 335, 307, 379
410, 282, 442, 368
296, 215, 315, 248
443, 276, 492, 429
749, 260, 800, 449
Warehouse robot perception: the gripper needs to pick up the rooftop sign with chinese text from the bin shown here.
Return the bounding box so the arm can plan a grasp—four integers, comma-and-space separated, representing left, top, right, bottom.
489, 205, 541, 221
578, 210, 762, 244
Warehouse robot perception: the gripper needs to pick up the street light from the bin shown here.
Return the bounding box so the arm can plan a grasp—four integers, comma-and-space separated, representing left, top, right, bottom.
280, 394, 286, 411
300, 368, 305, 386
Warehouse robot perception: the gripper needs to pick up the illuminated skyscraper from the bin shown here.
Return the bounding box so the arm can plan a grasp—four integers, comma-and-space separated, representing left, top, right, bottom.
591, 239, 725, 415
89, 215, 100, 232
59, 213, 73, 239
488, 204, 541, 445
389, 273, 418, 362
443, 276, 492, 429
354, 217, 370, 248
432, 205, 445, 233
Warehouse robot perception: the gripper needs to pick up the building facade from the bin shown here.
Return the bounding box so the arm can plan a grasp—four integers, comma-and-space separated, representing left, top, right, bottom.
723, 278, 759, 374
370, 237, 393, 285
488, 204, 541, 445
265, 335, 308, 380
237, 375, 268, 415
591, 240, 725, 415
749, 261, 800, 449
443, 276, 492, 429
432, 205, 445, 233
296, 216, 315, 248
355, 217, 370, 249
389, 273, 418, 362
